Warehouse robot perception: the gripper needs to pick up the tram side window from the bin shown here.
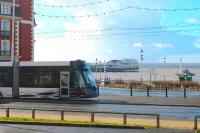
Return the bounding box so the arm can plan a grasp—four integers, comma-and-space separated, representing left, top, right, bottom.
20, 72, 58, 88
0, 71, 12, 87
20, 66, 60, 88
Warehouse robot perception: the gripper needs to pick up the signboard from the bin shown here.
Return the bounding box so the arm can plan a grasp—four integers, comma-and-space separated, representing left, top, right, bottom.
60, 71, 70, 98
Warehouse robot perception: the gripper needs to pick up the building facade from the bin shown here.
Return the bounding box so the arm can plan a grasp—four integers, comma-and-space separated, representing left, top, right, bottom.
0, 0, 34, 61
91, 59, 139, 72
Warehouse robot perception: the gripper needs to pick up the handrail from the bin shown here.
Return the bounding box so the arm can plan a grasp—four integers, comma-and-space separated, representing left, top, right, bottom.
0, 107, 160, 128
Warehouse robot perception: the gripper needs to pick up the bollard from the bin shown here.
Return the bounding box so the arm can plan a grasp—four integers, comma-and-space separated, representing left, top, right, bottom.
91, 112, 94, 122
156, 115, 160, 128
61, 111, 64, 121
130, 85, 133, 96
6, 108, 9, 118
32, 109, 35, 119
147, 86, 150, 97
194, 116, 197, 130
97, 85, 100, 96
123, 114, 127, 125
184, 87, 187, 98
165, 85, 168, 97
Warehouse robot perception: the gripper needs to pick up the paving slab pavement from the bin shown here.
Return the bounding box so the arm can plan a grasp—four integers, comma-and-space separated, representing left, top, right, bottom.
0, 124, 194, 133
93, 95, 200, 107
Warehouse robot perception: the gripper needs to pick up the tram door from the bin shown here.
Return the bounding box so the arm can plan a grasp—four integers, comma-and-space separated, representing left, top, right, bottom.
60, 71, 70, 98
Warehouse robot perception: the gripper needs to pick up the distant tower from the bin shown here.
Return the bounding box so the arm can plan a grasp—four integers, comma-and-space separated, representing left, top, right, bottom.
0, 0, 35, 61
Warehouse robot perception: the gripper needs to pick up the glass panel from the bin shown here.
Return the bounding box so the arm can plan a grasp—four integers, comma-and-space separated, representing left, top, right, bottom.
1, 40, 10, 55
70, 70, 85, 89
0, 68, 12, 87
1, 4, 11, 15
1, 19, 10, 31
60, 73, 69, 87
19, 66, 68, 88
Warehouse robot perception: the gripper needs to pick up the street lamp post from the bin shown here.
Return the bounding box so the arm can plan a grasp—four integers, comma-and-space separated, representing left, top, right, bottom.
11, 0, 15, 62
95, 58, 98, 71
12, 0, 19, 99
99, 61, 102, 80
95, 58, 98, 80
163, 57, 166, 82
179, 58, 182, 73
104, 60, 106, 80
140, 49, 144, 84
163, 57, 168, 97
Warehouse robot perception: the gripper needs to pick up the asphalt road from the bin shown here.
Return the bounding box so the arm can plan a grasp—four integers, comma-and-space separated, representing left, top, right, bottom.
0, 124, 192, 133
0, 99, 200, 120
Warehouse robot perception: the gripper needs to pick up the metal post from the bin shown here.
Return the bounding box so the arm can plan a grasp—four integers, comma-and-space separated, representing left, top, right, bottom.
157, 115, 160, 128
165, 85, 168, 97
147, 86, 150, 97
194, 116, 197, 130
150, 71, 152, 87
123, 114, 127, 125
99, 61, 102, 80
12, 61, 19, 98
163, 57, 166, 87
32, 109, 35, 119
140, 49, 144, 83
184, 86, 187, 98
6, 108, 10, 118
61, 111, 64, 121
11, 0, 16, 62
91, 112, 94, 122
97, 84, 100, 96
179, 58, 182, 73
95, 58, 98, 79
130, 85, 133, 96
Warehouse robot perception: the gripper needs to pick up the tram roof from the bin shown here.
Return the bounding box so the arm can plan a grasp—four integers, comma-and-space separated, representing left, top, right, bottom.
0, 61, 70, 67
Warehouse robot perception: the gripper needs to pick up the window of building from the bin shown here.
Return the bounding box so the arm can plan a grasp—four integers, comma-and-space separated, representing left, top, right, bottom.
1, 40, 10, 56
1, 19, 10, 31
1, 3, 11, 15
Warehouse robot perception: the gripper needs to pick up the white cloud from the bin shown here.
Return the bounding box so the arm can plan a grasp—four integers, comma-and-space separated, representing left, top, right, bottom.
194, 39, 200, 48
133, 42, 143, 48
185, 18, 198, 24
107, 20, 115, 25
34, 8, 104, 62
123, 44, 128, 47
35, 37, 98, 62
153, 43, 173, 49
35, 21, 45, 30
106, 50, 112, 54
64, 17, 101, 33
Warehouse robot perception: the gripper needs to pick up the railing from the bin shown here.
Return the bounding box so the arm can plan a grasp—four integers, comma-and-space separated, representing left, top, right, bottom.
129, 84, 198, 98
194, 115, 200, 130
0, 107, 160, 128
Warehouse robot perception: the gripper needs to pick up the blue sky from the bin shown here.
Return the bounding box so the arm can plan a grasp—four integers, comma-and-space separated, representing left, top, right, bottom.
34, 0, 200, 63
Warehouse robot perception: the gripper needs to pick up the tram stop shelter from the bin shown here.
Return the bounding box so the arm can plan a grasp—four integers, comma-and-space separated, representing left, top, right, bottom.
177, 69, 195, 82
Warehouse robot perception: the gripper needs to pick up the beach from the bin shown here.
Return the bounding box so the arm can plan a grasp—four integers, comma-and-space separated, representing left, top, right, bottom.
93, 63, 200, 82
